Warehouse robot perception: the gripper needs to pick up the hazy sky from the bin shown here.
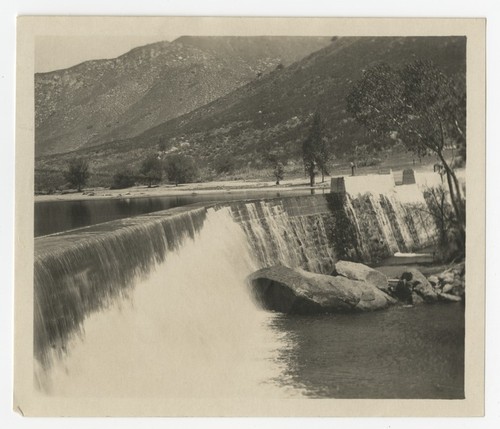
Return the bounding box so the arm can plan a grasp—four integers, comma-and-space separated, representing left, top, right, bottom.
32, 16, 337, 73
35, 35, 177, 73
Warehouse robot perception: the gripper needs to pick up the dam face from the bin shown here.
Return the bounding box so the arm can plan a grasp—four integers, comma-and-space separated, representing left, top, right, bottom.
34, 179, 440, 396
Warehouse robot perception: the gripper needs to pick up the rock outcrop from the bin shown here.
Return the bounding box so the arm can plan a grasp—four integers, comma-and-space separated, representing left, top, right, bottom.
247, 265, 394, 314
433, 262, 465, 300
438, 292, 462, 302
333, 260, 390, 293
399, 268, 438, 303
247, 261, 465, 315
391, 263, 465, 304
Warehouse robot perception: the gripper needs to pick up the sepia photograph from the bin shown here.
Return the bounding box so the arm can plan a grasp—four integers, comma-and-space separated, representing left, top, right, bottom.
13, 16, 485, 417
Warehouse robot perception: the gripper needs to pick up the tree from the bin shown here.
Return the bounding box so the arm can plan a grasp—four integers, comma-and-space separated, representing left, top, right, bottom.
110, 168, 136, 189
139, 153, 163, 187
353, 143, 381, 167
164, 154, 198, 185
64, 158, 90, 192
302, 112, 324, 187
346, 60, 466, 235
423, 185, 465, 261
316, 134, 331, 183
273, 161, 285, 185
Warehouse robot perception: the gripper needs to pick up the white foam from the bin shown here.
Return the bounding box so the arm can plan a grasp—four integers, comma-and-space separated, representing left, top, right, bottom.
38, 207, 297, 398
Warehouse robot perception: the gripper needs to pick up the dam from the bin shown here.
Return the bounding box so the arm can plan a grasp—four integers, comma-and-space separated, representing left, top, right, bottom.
33, 172, 464, 398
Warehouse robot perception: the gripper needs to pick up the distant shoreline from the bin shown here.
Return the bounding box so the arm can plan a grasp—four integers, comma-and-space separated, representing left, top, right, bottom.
34, 165, 461, 203
34, 177, 331, 203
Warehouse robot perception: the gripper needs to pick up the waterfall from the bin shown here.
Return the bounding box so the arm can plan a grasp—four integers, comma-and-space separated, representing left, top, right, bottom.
35, 207, 297, 397
230, 198, 337, 274
33, 186, 438, 396
344, 189, 437, 262
230, 191, 437, 271
34, 207, 208, 368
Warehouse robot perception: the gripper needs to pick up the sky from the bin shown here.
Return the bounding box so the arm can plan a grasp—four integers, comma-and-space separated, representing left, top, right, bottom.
35, 35, 176, 72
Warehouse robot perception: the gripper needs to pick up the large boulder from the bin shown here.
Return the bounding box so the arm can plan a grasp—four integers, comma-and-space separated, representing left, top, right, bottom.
354, 280, 397, 311
247, 266, 394, 314
333, 260, 390, 293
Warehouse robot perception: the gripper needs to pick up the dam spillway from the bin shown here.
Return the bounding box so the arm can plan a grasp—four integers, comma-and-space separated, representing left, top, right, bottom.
34, 177, 442, 396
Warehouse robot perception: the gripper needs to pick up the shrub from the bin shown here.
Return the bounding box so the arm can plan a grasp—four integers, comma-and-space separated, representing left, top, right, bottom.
64, 158, 90, 192
110, 169, 136, 189
213, 153, 236, 175
35, 169, 65, 194
164, 154, 198, 185
139, 153, 163, 187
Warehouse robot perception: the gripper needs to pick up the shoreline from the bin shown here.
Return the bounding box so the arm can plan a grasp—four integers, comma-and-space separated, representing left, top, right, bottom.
34, 177, 331, 203
34, 165, 462, 203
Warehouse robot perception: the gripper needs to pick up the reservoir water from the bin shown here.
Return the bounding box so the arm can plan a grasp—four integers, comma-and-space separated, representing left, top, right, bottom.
35, 188, 319, 237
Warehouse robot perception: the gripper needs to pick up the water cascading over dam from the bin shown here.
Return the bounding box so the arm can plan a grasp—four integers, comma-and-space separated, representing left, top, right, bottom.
34, 178, 439, 396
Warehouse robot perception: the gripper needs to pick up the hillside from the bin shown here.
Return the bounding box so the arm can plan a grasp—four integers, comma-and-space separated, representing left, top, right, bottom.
35, 36, 331, 156
36, 36, 466, 184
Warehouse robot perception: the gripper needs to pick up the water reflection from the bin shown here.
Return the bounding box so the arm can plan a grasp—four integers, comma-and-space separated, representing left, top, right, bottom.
69, 201, 92, 230
35, 189, 314, 237
269, 304, 464, 399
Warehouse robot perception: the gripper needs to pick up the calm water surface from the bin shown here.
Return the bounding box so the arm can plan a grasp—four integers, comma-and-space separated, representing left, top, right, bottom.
35, 189, 319, 237
271, 303, 464, 398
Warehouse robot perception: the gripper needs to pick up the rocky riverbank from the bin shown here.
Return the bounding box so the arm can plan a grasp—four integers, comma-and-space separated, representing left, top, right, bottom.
247, 260, 465, 314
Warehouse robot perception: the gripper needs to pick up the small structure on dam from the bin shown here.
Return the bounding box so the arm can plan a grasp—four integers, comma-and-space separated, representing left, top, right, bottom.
330, 177, 346, 194
402, 168, 417, 185
331, 169, 421, 194
330, 171, 396, 195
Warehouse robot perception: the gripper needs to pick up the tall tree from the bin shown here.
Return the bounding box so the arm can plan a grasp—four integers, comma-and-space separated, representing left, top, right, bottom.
139, 153, 163, 188
302, 112, 323, 187
64, 157, 90, 192
316, 134, 331, 183
346, 60, 466, 231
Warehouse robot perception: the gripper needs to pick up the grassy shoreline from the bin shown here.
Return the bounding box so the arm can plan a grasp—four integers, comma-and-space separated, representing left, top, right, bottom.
36, 148, 452, 202
34, 176, 332, 203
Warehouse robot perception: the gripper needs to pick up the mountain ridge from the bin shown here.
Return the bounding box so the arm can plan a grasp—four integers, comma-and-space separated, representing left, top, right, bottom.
36, 36, 466, 185
35, 36, 331, 156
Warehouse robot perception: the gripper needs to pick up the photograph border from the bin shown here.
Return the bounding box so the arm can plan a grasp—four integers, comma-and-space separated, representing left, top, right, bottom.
14, 16, 485, 417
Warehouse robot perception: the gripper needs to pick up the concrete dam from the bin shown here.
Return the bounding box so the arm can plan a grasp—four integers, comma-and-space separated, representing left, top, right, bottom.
34, 171, 442, 396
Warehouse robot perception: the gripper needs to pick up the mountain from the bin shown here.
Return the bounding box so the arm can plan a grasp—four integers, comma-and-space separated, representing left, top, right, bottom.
35, 36, 331, 156
36, 36, 466, 183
